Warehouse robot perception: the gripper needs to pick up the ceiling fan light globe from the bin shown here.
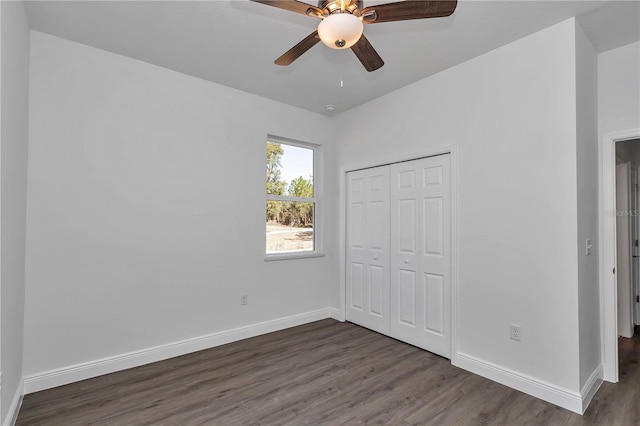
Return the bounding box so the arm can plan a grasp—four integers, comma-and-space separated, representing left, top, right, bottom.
318, 13, 363, 50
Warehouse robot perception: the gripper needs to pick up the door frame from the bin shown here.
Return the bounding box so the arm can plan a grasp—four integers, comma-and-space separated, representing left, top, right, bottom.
338, 145, 458, 361
634, 167, 640, 327
600, 128, 640, 382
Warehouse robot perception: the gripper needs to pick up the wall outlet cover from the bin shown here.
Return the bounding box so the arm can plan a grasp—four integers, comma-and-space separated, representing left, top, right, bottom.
510, 324, 522, 341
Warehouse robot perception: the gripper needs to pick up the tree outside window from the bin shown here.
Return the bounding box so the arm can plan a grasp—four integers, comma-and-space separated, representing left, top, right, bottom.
266, 140, 316, 255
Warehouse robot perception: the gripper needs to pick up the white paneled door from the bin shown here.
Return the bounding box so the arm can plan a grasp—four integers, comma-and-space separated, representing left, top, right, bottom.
346, 166, 390, 334
389, 155, 451, 357
346, 154, 451, 358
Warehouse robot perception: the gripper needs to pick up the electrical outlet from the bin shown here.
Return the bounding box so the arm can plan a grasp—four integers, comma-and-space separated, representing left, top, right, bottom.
510, 324, 522, 341
240, 294, 248, 305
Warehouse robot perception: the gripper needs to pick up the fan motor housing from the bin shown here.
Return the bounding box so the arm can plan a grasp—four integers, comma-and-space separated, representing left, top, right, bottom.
318, 0, 363, 16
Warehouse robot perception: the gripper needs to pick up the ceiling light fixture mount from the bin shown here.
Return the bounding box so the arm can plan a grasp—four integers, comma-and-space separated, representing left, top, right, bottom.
318, 0, 362, 16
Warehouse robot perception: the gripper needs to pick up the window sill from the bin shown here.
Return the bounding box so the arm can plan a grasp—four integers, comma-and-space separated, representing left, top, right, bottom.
264, 252, 325, 262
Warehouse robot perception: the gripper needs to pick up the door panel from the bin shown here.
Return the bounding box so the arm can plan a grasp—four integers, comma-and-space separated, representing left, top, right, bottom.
349, 202, 365, 249
424, 197, 444, 256
399, 270, 417, 326
616, 162, 634, 338
350, 263, 364, 309
390, 155, 451, 357
346, 167, 390, 333
398, 169, 416, 188
369, 265, 384, 316
399, 199, 417, 253
425, 166, 443, 186
368, 201, 386, 250
425, 273, 444, 335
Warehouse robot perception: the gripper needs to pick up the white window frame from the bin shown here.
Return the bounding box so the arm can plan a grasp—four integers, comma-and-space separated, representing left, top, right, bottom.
265, 135, 323, 261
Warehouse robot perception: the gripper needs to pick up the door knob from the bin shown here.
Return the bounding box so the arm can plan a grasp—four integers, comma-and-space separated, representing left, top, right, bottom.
373, 255, 378, 260
404, 259, 409, 264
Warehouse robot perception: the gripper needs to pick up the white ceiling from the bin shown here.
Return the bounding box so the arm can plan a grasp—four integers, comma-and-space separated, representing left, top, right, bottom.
24, 1, 640, 116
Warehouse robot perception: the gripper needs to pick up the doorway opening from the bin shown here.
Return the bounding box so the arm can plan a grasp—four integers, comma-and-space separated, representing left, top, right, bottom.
600, 130, 640, 382
614, 139, 640, 341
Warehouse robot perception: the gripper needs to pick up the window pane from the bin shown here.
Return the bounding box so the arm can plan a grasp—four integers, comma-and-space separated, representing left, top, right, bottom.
267, 142, 313, 197
266, 201, 314, 253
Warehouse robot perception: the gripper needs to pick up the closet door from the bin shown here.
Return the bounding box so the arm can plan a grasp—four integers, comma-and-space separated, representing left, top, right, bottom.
389, 155, 451, 358
346, 166, 390, 334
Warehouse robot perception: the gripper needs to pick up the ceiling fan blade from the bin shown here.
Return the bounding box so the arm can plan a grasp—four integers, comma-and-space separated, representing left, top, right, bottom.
351, 34, 384, 72
251, 0, 323, 18
361, 0, 457, 24
275, 31, 321, 66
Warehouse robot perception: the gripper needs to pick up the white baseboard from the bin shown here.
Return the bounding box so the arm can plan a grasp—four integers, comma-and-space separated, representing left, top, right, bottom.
454, 352, 583, 414
328, 307, 343, 321
580, 364, 603, 414
3, 379, 24, 426
24, 308, 332, 394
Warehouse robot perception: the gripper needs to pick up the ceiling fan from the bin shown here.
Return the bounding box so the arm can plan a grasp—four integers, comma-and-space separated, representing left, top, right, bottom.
251, 0, 458, 72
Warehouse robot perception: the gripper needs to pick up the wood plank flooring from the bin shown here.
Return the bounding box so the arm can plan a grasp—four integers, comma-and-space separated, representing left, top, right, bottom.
16, 320, 640, 425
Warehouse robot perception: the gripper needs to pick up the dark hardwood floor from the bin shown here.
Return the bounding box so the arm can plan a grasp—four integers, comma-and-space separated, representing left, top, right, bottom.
16, 319, 640, 425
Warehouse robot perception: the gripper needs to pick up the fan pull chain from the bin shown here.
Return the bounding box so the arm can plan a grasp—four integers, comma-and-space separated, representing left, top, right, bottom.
338, 59, 345, 100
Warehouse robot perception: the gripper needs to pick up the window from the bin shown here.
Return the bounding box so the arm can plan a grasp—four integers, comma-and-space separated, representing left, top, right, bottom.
266, 137, 319, 258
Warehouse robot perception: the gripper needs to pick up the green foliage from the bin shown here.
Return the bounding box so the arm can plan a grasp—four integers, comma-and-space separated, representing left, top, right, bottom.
286, 176, 313, 226
266, 142, 285, 222
266, 142, 314, 227
288, 176, 313, 198
266, 142, 285, 196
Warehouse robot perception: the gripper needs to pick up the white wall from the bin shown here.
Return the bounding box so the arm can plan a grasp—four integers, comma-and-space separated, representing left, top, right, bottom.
0, 1, 30, 423
334, 18, 583, 399
574, 22, 600, 391
598, 41, 640, 139
23, 32, 337, 384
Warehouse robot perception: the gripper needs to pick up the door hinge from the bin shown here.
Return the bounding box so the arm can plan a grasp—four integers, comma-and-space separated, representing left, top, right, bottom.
637, 295, 639, 303
613, 267, 616, 274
